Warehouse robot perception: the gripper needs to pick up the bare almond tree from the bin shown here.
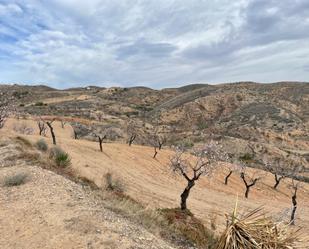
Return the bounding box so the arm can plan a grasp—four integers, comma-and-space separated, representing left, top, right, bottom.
37, 120, 47, 136
170, 141, 227, 210
92, 125, 119, 152
45, 119, 56, 145
224, 161, 241, 185
239, 166, 264, 198
127, 120, 137, 146
290, 180, 300, 225
150, 128, 167, 159
264, 155, 302, 190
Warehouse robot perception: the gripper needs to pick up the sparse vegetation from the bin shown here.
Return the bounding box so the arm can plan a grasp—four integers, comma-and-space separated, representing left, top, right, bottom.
34, 101, 45, 106
3, 172, 29, 187
0, 106, 8, 129
15, 136, 33, 148
35, 138, 48, 152
159, 208, 217, 248
239, 153, 254, 162
104, 172, 125, 193
49, 146, 71, 167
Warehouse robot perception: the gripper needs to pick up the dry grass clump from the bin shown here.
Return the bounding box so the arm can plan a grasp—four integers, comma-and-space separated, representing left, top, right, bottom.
14, 136, 33, 148
159, 208, 217, 248
216, 205, 301, 249
3, 172, 29, 187
103, 172, 125, 193
49, 146, 71, 167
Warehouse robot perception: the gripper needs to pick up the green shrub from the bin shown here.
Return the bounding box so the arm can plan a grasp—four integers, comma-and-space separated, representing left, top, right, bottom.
3, 172, 29, 187
49, 146, 71, 167
34, 102, 44, 106
35, 139, 48, 152
239, 153, 254, 162
176, 139, 194, 149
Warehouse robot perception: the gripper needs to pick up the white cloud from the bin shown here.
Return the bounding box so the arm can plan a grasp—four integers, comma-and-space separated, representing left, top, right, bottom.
0, 0, 308, 88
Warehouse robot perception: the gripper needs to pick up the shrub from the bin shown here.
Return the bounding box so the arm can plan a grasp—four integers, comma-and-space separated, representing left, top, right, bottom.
35, 139, 48, 152
49, 146, 71, 167
3, 172, 29, 187
34, 102, 44, 106
159, 208, 217, 248
176, 139, 194, 149
239, 153, 254, 162
104, 172, 125, 193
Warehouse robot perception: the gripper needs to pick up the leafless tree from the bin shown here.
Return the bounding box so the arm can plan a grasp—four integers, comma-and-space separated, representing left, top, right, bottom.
290, 180, 300, 225
263, 155, 302, 189
92, 125, 119, 152
126, 120, 137, 146
150, 128, 167, 159
239, 166, 264, 198
73, 128, 79, 139
170, 141, 227, 210
224, 161, 241, 185
60, 120, 67, 129
45, 119, 56, 145
37, 120, 47, 136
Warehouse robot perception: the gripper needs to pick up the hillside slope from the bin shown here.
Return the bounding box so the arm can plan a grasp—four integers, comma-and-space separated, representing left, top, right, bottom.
0, 137, 179, 249
1, 82, 308, 170
2, 118, 309, 238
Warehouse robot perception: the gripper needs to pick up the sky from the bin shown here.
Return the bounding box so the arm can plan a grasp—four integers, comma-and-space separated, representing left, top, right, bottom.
0, 0, 309, 89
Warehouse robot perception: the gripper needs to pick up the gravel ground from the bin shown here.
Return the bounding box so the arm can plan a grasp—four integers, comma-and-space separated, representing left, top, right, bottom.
0, 140, 178, 249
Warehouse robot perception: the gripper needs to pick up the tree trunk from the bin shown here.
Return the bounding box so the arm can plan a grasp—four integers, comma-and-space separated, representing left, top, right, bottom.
73, 130, 78, 139
240, 173, 258, 199
273, 174, 283, 189
180, 180, 195, 210
245, 186, 250, 198
46, 122, 56, 145
153, 147, 158, 158
290, 190, 297, 225
128, 134, 136, 146
225, 170, 233, 185
98, 137, 104, 152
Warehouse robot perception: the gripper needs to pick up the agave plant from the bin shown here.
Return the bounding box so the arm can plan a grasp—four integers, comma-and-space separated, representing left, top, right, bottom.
216, 201, 302, 249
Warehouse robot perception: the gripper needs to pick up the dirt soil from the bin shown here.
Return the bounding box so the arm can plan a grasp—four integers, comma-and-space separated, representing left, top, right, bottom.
1, 118, 309, 248
0, 141, 179, 249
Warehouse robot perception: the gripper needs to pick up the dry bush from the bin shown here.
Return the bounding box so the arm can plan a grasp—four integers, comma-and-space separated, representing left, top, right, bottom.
3, 172, 29, 187
14, 136, 33, 148
103, 172, 125, 193
159, 208, 217, 248
35, 139, 48, 152
216, 206, 301, 249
